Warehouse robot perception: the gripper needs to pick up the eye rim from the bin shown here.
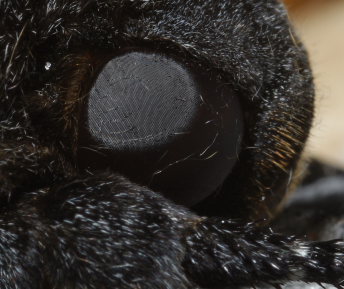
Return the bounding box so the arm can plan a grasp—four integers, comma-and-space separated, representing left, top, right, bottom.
25, 37, 313, 220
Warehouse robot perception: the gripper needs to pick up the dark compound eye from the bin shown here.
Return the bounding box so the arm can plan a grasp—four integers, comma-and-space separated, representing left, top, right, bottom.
78, 51, 243, 207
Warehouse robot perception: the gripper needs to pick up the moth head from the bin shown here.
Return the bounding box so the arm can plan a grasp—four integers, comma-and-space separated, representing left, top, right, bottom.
0, 0, 314, 219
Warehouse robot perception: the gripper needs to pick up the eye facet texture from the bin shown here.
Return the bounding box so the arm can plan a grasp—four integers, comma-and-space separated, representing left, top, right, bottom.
88, 52, 200, 151
79, 51, 243, 206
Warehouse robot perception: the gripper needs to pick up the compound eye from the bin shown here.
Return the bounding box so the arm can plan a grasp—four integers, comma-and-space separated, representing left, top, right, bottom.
78, 51, 243, 207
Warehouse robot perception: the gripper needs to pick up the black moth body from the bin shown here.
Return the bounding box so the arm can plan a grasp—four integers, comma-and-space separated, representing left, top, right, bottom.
0, 0, 343, 289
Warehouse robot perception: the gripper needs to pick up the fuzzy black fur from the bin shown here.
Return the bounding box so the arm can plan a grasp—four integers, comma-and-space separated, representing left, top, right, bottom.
1, 0, 343, 288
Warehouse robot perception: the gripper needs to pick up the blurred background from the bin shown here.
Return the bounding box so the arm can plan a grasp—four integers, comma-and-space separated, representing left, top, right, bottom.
284, 0, 344, 169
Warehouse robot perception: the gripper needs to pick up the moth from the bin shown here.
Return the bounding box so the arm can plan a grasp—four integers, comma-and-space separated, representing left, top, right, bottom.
1, 0, 343, 288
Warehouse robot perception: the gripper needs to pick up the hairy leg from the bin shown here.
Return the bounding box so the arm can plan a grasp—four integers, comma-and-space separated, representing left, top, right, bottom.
0, 174, 343, 289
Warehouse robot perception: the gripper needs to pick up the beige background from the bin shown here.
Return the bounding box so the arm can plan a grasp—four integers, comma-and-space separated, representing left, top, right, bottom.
286, 0, 344, 169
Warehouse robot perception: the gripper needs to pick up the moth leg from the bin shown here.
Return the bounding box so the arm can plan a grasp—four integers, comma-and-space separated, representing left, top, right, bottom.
0, 174, 200, 289
0, 174, 343, 289
183, 218, 344, 288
